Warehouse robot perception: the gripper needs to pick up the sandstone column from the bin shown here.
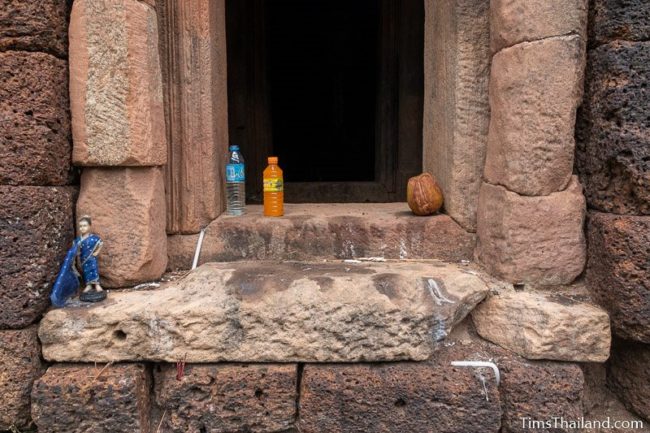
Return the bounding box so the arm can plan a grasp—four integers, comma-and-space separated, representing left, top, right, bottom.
423, 0, 490, 232
476, 0, 589, 284
69, 0, 168, 286
158, 0, 229, 234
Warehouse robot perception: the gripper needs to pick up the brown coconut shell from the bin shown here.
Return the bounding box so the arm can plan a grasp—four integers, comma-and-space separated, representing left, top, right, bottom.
407, 173, 444, 216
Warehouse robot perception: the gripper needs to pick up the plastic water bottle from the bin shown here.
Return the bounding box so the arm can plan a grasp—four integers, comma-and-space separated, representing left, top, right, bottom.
226, 145, 245, 215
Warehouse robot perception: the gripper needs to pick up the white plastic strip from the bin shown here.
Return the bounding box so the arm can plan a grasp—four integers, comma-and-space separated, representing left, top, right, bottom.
451, 361, 501, 386
191, 228, 206, 270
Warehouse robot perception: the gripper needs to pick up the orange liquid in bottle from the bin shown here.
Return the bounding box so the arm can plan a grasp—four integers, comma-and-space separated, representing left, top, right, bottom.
263, 156, 284, 217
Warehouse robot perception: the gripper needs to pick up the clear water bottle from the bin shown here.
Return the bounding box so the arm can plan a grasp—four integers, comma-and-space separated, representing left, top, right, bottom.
226, 145, 245, 215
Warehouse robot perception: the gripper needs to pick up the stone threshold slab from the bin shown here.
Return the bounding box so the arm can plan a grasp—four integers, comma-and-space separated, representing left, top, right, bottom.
167, 203, 476, 270
39, 261, 489, 363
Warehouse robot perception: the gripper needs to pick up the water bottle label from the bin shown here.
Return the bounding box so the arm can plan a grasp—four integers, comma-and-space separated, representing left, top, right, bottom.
264, 178, 284, 192
226, 163, 245, 182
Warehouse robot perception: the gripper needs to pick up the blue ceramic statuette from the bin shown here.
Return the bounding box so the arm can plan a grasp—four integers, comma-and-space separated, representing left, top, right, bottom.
51, 216, 106, 306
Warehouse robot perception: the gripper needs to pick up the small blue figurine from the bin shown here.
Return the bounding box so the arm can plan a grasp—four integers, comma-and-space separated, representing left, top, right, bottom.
51, 215, 106, 306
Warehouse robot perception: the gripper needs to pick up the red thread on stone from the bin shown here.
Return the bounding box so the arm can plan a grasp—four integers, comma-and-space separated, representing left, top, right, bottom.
176, 354, 187, 381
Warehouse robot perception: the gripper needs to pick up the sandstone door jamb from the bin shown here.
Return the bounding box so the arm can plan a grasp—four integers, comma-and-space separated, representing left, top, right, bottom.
158, 0, 229, 235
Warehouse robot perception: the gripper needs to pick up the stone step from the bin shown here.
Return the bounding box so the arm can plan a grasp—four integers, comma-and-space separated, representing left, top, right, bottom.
167, 203, 475, 270
39, 260, 489, 363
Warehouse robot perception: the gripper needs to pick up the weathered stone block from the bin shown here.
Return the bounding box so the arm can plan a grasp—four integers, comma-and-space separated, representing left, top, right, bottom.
494, 350, 585, 433
589, 0, 650, 46
0, 327, 44, 431
0, 51, 73, 185
31, 363, 151, 433
491, 0, 588, 53
576, 41, 650, 215
423, 0, 490, 231
77, 167, 167, 288
167, 203, 476, 270
298, 344, 502, 433
70, 0, 166, 166
0, 186, 75, 329
39, 261, 489, 362
608, 341, 650, 422
472, 290, 610, 362
0, 0, 70, 57
484, 36, 585, 196
154, 364, 297, 433
475, 177, 587, 285
586, 212, 650, 343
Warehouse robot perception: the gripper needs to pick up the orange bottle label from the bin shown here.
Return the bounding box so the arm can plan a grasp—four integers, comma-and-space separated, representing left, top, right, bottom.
263, 178, 284, 192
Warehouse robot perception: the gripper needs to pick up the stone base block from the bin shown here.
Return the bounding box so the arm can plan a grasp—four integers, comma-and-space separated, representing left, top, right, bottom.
576, 41, 650, 215
70, 0, 166, 166
475, 177, 587, 285
0, 51, 72, 185
0, 0, 70, 57
484, 36, 585, 196
0, 327, 44, 430
586, 212, 650, 342
493, 349, 585, 433
0, 186, 76, 328
299, 343, 502, 433
608, 341, 650, 422
472, 290, 610, 362
31, 363, 151, 433
77, 167, 167, 288
153, 364, 297, 433
39, 260, 489, 362
168, 203, 476, 270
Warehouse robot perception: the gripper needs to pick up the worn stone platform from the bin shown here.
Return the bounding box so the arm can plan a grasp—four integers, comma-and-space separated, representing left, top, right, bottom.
39, 260, 488, 363
167, 203, 476, 270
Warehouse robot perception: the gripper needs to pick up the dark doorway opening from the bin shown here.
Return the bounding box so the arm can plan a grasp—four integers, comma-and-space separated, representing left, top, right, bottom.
226, 0, 423, 202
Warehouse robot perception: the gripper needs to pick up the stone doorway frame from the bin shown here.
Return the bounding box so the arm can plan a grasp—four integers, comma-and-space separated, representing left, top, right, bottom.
70, 0, 588, 287
154, 0, 492, 234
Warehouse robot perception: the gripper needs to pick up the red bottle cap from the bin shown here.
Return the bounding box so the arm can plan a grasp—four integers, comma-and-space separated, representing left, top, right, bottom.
268, 156, 279, 165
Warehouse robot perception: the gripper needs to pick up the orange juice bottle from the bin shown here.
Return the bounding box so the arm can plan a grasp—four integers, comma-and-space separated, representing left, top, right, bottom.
263, 156, 284, 216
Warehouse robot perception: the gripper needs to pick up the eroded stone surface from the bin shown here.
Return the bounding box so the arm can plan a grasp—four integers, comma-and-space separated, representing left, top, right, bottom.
0, 51, 73, 185
77, 168, 167, 288
31, 363, 150, 433
0, 0, 70, 57
484, 36, 585, 196
299, 343, 502, 433
0, 186, 76, 329
576, 41, 650, 215
589, 0, 650, 46
39, 261, 489, 362
70, 0, 166, 166
0, 327, 44, 430
493, 349, 585, 433
167, 203, 476, 270
586, 213, 650, 343
471, 290, 611, 362
153, 364, 297, 433
608, 340, 650, 422
475, 177, 587, 285
491, 0, 587, 53
582, 362, 650, 433
423, 0, 490, 231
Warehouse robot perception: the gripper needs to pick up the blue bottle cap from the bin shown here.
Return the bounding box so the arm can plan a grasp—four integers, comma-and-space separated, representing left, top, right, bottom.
229, 145, 240, 151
